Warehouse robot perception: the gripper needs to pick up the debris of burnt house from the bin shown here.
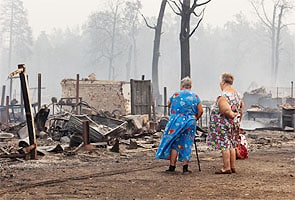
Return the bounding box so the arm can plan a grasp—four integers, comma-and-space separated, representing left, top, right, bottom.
242, 85, 295, 131
35, 105, 50, 132
60, 78, 131, 116
281, 100, 295, 131
66, 114, 127, 147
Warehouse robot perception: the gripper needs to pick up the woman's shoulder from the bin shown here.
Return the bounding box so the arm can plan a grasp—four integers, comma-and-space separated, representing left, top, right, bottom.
221, 90, 238, 96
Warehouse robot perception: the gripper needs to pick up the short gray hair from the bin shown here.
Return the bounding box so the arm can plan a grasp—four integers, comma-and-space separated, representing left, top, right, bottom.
221, 73, 234, 85
181, 76, 192, 89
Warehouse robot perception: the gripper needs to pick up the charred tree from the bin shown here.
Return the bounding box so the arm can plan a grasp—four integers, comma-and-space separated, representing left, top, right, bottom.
168, 0, 211, 79
141, 0, 167, 109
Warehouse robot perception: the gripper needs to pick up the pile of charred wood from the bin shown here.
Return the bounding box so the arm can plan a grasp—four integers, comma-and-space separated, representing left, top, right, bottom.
0, 99, 160, 160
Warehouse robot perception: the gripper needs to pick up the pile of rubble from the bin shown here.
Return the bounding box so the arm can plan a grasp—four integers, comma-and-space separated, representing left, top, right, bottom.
0, 101, 165, 161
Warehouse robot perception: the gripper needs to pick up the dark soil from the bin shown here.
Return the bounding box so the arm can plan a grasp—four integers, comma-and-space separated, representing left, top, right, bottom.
0, 130, 294, 200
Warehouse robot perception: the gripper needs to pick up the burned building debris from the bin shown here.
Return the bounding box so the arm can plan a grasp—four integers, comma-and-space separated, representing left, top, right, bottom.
242, 86, 295, 131
0, 69, 294, 164
0, 72, 161, 161
60, 79, 131, 116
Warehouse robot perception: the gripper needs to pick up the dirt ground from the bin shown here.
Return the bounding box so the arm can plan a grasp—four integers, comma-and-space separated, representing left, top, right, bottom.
0, 130, 294, 200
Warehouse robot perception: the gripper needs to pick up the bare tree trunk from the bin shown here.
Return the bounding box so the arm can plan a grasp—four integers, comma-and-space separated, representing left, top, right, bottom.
8, 0, 14, 99
109, 3, 119, 80
274, 5, 284, 85
180, 0, 191, 79
126, 45, 132, 80
132, 22, 138, 79
152, 0, 167, 108
270, 5, 276, 84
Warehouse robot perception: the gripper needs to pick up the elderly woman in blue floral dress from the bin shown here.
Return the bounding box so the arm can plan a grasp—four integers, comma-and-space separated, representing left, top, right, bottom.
155, 77, 203, 174
207, 73, 244, 174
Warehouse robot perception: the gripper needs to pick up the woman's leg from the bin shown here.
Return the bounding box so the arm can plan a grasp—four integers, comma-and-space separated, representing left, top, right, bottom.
230, 148, 236, 172
221, 149, 231, 171
182, 160, 191, 173
215, 149, 232, 174
170, 149, 178, 166
166, 149, 178, 172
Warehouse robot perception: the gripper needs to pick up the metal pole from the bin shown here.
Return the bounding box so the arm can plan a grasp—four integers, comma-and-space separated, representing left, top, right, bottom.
18, 64, 37, 159
37, 73, 41, 111
76, 74, 79, 114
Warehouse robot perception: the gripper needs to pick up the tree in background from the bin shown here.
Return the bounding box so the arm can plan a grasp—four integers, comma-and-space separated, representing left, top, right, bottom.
0, 0, 33, 97
123, 0, 142, 80
32, 31, 53, 70
168, 0, 211, 79
251, 0, 294, 86
141, 0, 168, 110
0, 0, 33, 70
85, 0, 128, 80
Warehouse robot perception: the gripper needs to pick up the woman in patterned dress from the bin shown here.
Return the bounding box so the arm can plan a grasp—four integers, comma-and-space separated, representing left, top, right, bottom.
207, 73, 244, 174
155, 77, 203, 174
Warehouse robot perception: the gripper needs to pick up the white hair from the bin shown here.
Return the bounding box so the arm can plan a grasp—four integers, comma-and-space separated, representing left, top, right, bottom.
181, 76, 192, 89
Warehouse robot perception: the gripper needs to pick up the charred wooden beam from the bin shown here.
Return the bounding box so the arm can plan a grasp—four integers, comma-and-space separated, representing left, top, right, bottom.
9, 64, 37, 159
38, 73, 41, 111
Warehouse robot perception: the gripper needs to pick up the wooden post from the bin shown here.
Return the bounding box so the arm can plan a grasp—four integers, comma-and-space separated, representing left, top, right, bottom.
130, 79, 135, 115
18, 64, 37, 159
20, 85, 24, 122
83, 120, 94, 150
1, 85, 5, 106
76, 74, 80, 114
5, 96, 9, 124
83, 120, 90, 145
291, 81, 294, 98
37, 73, 41, 111
9, 78, 13, 101
164, 87, 167, 116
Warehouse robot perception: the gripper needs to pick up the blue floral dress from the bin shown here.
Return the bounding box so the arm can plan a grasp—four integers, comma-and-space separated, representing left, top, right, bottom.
207, 91, 243, 150
155, 90, 201, 162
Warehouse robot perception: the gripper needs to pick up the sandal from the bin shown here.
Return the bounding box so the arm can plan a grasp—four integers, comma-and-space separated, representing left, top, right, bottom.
231, 168, 236, 173
215, 169, 232, 174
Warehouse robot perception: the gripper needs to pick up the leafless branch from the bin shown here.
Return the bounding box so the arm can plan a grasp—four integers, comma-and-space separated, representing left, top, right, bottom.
251, 1, 272, 29
196, 0, 212, 7
261, 0, 273, 26
139, 10, 156, 29
281, 23, 295, 29
191, 0, 211, 11
167, 0, 182, 16
178, 0, 183, 7
189, 8, 205, 38
192, 9, 203, 18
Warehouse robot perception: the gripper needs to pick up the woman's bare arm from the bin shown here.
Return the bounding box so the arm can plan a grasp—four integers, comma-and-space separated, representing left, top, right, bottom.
195, 102, 204, 120
218, 96, 238, 119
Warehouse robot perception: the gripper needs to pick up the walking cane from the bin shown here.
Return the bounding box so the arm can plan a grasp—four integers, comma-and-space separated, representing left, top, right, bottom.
194, 132, 201, 171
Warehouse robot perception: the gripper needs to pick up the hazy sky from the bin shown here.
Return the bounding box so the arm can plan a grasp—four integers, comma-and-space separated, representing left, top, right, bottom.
0, 0, 293, 37
0, 0, 284, 37
18, 0, 255, 37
